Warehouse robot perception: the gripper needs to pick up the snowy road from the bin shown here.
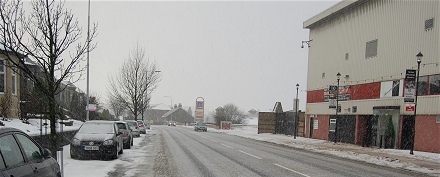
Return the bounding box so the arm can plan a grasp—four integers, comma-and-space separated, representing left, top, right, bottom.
63, 125, 430, 177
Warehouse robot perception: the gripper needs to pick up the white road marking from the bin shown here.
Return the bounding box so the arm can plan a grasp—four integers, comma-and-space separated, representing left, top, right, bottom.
209, 139, 218, 143
274, 163, 311, 177
238, 150, 262, 159
221, 143, 233, 148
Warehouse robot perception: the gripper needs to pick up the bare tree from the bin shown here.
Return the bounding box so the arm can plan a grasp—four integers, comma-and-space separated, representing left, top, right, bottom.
108, 95, 125, 120
0, 0, 97, 157
108, 44, 161, 121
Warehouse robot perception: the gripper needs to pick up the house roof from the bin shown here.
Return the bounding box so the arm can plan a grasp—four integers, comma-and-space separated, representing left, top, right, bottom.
303, 0, 364, 29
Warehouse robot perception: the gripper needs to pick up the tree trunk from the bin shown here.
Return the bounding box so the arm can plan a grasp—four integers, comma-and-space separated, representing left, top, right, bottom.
49, 94, 58, 160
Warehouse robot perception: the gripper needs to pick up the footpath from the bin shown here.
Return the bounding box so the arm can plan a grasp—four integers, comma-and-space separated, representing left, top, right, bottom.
203, 125, 440, 176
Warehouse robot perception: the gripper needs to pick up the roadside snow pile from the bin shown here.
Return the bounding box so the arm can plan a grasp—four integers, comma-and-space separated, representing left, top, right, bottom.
2, 118, 82, 136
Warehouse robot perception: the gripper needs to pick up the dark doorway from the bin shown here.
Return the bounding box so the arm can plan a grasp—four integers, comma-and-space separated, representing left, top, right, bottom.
362, 115, 373, 147
401, 115, 415, 149
337, 115, 356, 144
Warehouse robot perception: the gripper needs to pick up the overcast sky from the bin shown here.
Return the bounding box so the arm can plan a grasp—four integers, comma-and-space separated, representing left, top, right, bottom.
63, 0, 340, 114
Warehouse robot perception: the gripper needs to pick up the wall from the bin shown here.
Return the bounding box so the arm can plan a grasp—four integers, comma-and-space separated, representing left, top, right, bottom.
415, 115, 440, 153
312, 115, 329, 140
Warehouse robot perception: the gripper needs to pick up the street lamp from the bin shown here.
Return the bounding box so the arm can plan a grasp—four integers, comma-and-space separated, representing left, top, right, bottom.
411, 52, 423, 155
294, 83, 299, 139
164, 96, 172, 123
334, 72, 341, 143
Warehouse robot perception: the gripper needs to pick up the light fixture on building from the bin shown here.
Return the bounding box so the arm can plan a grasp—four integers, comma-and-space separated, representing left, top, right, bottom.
301, 39, 313, 48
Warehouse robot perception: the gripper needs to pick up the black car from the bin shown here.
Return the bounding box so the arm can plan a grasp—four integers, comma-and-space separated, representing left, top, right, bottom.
70, 121, 123, 160
0, 127, 61, 177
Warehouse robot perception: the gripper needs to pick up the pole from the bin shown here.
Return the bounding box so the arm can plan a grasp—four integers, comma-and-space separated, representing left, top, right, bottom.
86, 0, 90, 121
411, 55, 421, 155
334, 74, 340, 143
295, 84, 299, 139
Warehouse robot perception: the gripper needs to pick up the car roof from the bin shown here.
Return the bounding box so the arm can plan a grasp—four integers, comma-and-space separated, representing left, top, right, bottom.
0, 127, 23, 134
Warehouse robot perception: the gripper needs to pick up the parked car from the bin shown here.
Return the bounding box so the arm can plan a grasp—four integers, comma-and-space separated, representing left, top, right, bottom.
70, 121, 123, 160
126, 120, 140, 137
115, 121, 133, 149
194, 122, 207, 132
0, 127, 61, 177
145, 122, 151, 130
137, 120, 147, 134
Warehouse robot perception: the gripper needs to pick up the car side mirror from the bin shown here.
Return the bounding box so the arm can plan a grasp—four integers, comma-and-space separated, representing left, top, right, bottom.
42, 148, 52, 158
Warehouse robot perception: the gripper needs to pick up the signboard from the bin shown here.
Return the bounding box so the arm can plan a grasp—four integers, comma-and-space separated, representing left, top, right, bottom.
313, 120, 319, 130
195, 98, 204, 120
405, 104, 415, 112
325, 85, 351, 105
404, 69, 416, 103
88, 104, 97, 112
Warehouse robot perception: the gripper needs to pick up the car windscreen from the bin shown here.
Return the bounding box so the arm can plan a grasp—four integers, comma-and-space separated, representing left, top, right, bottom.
116, 123, 127, 130
78, 123, 114, 134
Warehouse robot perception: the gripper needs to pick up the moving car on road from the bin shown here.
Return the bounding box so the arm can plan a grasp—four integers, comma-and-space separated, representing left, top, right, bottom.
115, 121, 133, 149
194, 122, 207, 132
0, 127, 61, 177
70, 121, 123, 159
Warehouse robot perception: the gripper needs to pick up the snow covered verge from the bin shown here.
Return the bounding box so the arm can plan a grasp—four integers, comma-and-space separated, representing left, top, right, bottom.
0, 118, 82, 136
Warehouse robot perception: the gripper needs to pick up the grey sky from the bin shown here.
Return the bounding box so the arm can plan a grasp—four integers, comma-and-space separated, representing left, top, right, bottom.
65, 0, 340, 114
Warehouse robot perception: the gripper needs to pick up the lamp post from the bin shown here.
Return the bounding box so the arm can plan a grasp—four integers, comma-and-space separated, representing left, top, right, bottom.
294, 83, 299, 139
411, 52, 423, 155
334, 72, 341, 143
164, 96, 173, 123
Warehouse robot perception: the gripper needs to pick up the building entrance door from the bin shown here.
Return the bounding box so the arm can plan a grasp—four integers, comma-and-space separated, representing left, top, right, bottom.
372, 107, 400, 148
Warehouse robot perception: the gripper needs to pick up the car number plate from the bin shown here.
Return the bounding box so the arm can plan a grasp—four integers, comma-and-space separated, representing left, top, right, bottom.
84, 146, 99, 150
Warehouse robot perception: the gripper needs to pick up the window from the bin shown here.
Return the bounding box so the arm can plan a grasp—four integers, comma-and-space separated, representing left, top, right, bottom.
365, 39, 378, 59
16, 134, 43, 162
429, 74, 440, 95
0, 134, 25, 168
425, 18, 434, 31
0, 60, 4, 93
417, 76, 428, 96
11, 69, 16, 95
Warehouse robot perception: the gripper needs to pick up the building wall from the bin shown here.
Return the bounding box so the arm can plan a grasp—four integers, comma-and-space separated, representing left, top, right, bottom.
311, 115, 329, 140
307, 0, 439, 91
304, 0, 440, 153
0, 56, 20, 118
415, 115, 440, 153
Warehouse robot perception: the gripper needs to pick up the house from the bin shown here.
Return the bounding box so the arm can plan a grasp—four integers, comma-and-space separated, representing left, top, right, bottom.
0, 51, 21, 118
304, 0, 440, 153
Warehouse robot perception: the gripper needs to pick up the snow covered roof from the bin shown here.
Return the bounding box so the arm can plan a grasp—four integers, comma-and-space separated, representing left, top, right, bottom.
150, 103, 172, 110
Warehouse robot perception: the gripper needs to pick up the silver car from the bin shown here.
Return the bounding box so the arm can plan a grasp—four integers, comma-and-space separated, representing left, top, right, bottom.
126, 120, 140, 137
137, 120, 147, 134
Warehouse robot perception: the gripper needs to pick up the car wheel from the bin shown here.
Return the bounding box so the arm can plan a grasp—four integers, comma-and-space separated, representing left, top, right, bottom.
70, 153, 77, 159
111, 146, 118, 159
124, 141, 130, 149
131, 137, 134, 146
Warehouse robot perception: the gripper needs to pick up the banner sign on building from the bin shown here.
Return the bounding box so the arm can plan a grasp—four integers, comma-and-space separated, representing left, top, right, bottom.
325, 85, 351, 108
404, 69, 416, 103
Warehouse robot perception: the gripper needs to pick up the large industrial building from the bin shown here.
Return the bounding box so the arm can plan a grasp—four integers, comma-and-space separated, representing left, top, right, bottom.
304, 0, 440, 153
